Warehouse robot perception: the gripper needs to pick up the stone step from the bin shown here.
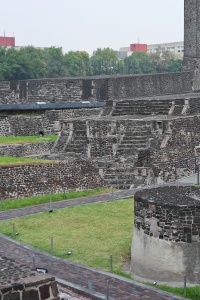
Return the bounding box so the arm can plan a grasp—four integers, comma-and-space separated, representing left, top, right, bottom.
117, 148, 145, 153
113, 111, 169, 115
122, 136, 148, 141
104, 175, 134, 181
115, 102, 171, 107
118, 142, 147, 147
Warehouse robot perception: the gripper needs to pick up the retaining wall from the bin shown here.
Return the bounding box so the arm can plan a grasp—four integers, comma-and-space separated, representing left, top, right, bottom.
0, 72, 192, 104
0, 160, 105, 200
0, 141, 54, 157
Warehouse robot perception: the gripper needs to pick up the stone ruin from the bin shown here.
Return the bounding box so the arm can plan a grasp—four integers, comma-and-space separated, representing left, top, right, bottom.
0, 1, 200, 197
0, 256, 59, 300
132, 185, 200, 283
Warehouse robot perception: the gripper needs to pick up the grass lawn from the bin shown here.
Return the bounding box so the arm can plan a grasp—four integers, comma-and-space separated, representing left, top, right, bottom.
0, 135, 58, 144
0, 199, 134, 273
1, 188, 114, 210
154, 284, 200, 300
0, 156, 56, 165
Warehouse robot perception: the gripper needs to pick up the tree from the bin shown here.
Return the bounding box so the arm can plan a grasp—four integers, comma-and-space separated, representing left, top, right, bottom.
19, 46, 47, 79
90, 48, 119, 75
43, 47, 67, 78
0, 47, 8, 80
65, 51, 90, 77
148, 47, 182, 73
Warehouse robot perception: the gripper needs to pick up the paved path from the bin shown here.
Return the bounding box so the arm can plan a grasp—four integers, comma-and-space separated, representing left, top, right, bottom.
177, 173, 198, 184
0, 190, 188, 300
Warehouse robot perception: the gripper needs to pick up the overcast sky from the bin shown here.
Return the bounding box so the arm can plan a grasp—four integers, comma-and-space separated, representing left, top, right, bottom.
1, 0, 183, 55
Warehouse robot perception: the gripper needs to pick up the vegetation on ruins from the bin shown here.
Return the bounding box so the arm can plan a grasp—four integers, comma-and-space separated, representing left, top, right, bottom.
0, 135, 58, 144
0, 188, 113, 210
0, 156, 55, 165
0, 45, 182, 80
0, 199, 134, 273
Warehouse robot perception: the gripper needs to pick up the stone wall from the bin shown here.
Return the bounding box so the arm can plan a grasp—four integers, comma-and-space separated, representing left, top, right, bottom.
9, 115, 45, 136
0, 160, 105, 200
2, 72, 192, 104
141, 116, 200, 181
0, 108, 102, 137
0, 81, 10, 90
0, 117, 10, 136
0, 256, 59, 300
0, 277, 59, 300
107, 72, 192, 100
0, 141, 54, 157
131, 185, 200, 283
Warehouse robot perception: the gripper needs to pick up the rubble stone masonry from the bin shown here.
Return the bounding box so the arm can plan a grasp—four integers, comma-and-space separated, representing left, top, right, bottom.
0, 160, 105, 200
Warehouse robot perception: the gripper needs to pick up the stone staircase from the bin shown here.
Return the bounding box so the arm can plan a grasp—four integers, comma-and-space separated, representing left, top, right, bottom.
117, 126, 151, 157
103, 166, 135, 189
112, 99, 173, 116
51, 131, 69, 152
64, 120, 87, 155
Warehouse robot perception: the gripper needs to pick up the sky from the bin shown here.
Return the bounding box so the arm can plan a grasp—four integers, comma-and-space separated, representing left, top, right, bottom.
1, 0, 183, 55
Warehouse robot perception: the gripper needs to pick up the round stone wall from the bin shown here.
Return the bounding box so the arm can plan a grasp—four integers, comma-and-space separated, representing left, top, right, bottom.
131, 185, 200, 283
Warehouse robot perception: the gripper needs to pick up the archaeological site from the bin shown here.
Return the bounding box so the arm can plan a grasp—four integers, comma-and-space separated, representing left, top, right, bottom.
0, 2, 200, 199
1, 0, 200, 297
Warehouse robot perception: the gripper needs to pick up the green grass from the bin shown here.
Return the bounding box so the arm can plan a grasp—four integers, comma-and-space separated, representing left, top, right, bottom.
0, 188, 114, 210
0, 156, 55, 165
0, 135, 58, 144
153, 284, 200, 300
0, 199, 134, 272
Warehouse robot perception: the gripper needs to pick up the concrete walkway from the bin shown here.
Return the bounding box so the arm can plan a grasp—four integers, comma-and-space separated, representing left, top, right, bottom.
0, 190, 189, 300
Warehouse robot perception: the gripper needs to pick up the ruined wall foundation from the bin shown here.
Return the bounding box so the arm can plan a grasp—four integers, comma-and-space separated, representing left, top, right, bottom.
131, 185, 200, 283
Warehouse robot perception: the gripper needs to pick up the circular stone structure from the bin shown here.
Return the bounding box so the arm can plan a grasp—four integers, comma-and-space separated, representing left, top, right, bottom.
131, 185, 200, 283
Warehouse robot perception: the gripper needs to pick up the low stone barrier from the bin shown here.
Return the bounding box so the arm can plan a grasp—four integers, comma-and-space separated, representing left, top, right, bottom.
0, 256, 59, 300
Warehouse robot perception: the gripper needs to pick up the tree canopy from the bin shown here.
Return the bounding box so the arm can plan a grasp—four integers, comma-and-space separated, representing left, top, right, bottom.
0, 45, 183, 81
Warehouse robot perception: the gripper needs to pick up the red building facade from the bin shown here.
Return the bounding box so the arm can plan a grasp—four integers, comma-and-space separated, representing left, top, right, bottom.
130, 43, 147, 52
0, 36, 15, 47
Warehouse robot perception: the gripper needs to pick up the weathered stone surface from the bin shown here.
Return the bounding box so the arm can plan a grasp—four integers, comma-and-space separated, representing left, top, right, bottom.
22, 289, 39, 300
0, 160, 105, 200
39, 284, 50, 299
50, 281, 59, 297
131, 185, 200, 283
4, 292, 20, 300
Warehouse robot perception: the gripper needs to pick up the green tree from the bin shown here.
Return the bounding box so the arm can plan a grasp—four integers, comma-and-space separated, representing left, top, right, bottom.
65, 51, 90, 76
19, 46, 47, 79
124, 52, 155, 74
148, 47, 182, 73
43, 47, 67, 78
0, 47, 8, 80
90, 48, 119, 75
0, 46, 47, 80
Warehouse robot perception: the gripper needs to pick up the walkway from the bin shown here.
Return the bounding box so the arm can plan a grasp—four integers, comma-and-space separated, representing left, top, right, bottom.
0, 190, 189, 300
